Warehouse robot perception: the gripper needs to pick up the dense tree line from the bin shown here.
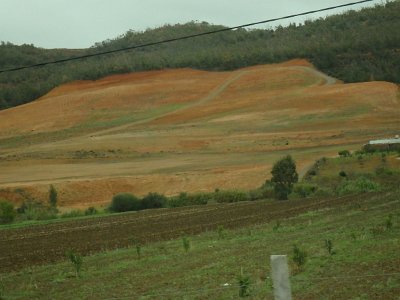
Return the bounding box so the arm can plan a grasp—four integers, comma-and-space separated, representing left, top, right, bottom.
0, 1, 399, 110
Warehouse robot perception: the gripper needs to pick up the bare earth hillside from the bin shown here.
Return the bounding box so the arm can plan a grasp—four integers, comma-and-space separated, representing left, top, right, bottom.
0, 60, 398, 208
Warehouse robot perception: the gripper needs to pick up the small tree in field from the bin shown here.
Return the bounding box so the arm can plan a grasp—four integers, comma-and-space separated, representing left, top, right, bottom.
0, 200, 16, 224
140, 192, 167, 210
271, 155, 298, 200
49, 184, 58, 208
66, 250, 83, 278
110, 193, 141, 212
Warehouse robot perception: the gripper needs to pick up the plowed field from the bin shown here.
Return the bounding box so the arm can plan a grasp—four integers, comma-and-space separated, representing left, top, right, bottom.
0, 194, 359, 271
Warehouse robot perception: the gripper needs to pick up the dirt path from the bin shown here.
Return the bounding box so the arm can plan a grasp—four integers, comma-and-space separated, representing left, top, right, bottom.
62, 65, 331, 142
299, 66, 337, 85
88, 70, 248, 137
92, 66, 334, 137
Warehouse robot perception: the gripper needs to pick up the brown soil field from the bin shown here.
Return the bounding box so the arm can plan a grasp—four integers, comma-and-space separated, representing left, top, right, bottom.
0, 59, 399, 208
0, 193, 365, 271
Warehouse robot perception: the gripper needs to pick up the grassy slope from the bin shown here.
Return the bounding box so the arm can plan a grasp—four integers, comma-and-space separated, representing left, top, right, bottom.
1, 189, 399, 299
303, 153, 400, 198
0, 62, 398, 208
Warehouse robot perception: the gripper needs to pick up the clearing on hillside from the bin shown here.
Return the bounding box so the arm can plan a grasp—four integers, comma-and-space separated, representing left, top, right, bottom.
0, 60, 398, 208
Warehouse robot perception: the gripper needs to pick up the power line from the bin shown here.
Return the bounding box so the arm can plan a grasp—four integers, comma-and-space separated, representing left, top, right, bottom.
0, 0, 375, 74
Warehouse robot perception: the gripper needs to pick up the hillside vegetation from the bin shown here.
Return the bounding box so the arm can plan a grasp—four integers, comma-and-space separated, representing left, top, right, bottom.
0, 1, 399, 109
1, 60, 398, 208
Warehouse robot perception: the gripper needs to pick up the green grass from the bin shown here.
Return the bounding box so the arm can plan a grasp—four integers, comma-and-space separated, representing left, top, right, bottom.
81, 103, 184, 129
0, 210, 109, 231
303, 152, 400, 189
0, 103, 185, 150
1, 189, 399, 299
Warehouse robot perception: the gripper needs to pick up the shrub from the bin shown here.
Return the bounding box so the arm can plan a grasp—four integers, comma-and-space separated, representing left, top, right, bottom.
167, 192, 210, 208
49, 184, 58, 208
16, 199, 37, 214
375, 167, 395, 176
307, 169, 317, 176
182, 236, 190, 253
354, 150, 366, 156
259, 181, 275, 199
262, 180, 273, 188
61, 209, 83, 218
130, 238, 142, 259
217, 225, 226, 239
324, 239, 336, 255
273, 220, 281, 232
84, 206, 98, 216
385, 215, 393, 230
167, 192, 188, 208
293, 184, 317, 198
292, 245, 307, 269
66, 250, 83, 278
337, 177, 381, 195
357, 155, 363, 165
247, 189, 261, 201
237, 270, 251, 297
214, 190, 249, 203
274, 185, 290, 200
314, 187, 335, 197
187, 192, 210, 205
109, 193, 141, 212
141, 192, 167, 210
16, 200, 57, 221
338, 150, 351, 157
33, 209, 58, 221
0, 280, 3, 299
0, 200, 16, 224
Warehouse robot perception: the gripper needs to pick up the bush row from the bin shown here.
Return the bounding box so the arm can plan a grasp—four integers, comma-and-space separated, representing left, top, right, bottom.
0, 198, 100, 225
109, 192, 167, 212
290, 176, 382, 199
109, 174, 384, 213
109, 186, 276, 213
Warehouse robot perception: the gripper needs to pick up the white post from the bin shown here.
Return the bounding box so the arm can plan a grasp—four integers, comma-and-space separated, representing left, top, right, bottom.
270, 255, 292, 300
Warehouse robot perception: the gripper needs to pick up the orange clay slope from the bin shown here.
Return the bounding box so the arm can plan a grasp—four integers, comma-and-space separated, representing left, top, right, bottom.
0, 59, 399, 209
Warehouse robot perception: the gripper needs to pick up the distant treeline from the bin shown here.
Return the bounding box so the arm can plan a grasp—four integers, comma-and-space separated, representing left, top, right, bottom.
0, 1, 399, 110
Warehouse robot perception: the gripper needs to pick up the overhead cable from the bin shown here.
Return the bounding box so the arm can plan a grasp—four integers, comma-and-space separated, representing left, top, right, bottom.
0, 0, 375, 74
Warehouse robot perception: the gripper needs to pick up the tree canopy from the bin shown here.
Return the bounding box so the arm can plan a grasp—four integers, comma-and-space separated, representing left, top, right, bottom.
1, 1, 399, 110
271, 155, 299, 200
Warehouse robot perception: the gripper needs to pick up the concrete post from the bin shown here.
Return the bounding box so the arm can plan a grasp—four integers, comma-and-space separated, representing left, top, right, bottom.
270, 255, 292, 300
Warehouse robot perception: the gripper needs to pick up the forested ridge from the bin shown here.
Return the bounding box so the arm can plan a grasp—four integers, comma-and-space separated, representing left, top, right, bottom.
0, 1, 399, 110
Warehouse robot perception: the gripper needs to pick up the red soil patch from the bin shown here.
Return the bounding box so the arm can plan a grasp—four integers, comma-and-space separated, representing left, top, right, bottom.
0, 60, 398, 208
0, 68, 230, 136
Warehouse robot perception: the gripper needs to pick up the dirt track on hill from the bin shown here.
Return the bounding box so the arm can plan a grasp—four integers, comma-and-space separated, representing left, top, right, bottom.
88, 70, 249, 137
0, 59, 398, 208
0, 193, 362, 272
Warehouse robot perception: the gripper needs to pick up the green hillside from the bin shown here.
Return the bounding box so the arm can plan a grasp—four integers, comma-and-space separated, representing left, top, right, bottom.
0, 1, 399, 109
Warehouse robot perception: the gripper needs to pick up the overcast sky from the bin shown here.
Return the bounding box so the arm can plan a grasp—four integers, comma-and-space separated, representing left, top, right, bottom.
0, 0, 378, 49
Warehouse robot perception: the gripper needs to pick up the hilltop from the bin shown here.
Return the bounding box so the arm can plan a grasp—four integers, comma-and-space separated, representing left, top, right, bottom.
0, 0, 399, 109
0, 60, 398, 208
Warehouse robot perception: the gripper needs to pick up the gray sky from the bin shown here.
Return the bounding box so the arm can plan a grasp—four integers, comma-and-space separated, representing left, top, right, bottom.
0, 0, 378, 49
